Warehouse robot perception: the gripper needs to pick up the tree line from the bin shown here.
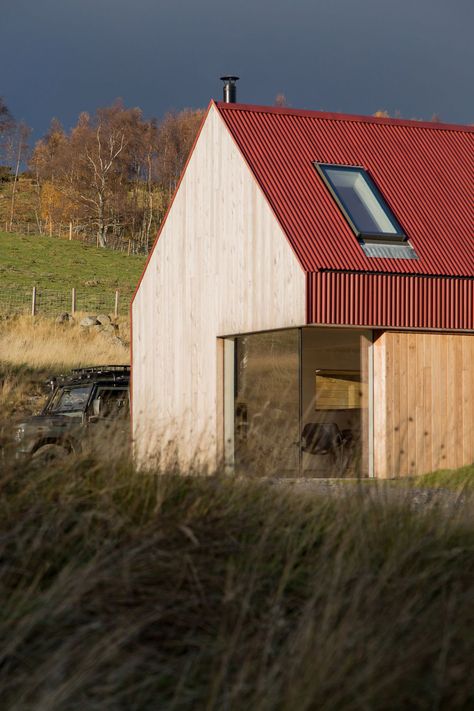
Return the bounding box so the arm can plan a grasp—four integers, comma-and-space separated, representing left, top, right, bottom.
0, 96, 458, 253
0, 97, 203, 251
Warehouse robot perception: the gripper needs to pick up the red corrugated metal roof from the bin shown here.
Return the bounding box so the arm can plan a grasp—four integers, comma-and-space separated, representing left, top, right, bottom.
217, 102, 474, 277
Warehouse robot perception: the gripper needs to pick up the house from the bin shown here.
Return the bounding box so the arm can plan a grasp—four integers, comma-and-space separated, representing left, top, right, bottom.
131, 90, 474, 478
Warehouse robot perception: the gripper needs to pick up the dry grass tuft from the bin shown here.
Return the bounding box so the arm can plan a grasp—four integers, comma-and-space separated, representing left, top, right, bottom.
0, 314, 129, 370
1, 445, 474, 710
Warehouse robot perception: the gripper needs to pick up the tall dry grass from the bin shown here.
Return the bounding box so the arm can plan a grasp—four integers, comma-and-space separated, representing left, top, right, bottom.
1, 445, 473, 710
0, 314, 129, 370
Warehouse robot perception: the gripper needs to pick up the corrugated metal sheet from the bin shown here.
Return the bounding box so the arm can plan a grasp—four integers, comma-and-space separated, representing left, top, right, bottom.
217, 103, 474, 278
360, 242, 418, 260
308, 271, 474, 330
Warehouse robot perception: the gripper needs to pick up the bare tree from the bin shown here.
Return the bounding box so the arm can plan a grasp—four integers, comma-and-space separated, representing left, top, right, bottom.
155, 109, 204, 195
274, 93, 289, 107
0, 97, 14, 146
29, 101, 204, 251
7, 121, 31, 231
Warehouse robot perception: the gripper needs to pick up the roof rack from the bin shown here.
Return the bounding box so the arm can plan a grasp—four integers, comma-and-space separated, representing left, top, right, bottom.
71, 365, 130, 374
51, 365, 130, 386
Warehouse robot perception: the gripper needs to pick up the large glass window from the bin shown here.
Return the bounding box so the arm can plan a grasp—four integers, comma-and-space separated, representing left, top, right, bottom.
226, 328, 371, 478
316, 163, 405, 240
301, 328, 370, 477
233, 330, 300, 477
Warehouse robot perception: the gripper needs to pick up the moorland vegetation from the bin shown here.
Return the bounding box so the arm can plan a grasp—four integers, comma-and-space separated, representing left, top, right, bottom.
1, 448, 473, 710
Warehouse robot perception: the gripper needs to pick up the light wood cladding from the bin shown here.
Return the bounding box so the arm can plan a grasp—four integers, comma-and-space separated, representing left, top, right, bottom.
132, 105, 306, 468
374, 331, 474, 477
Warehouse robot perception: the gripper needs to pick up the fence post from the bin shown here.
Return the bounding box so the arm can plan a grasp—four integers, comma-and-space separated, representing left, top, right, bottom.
114, 290, 119, 318
71, 288, 76, 315
31, 287, 37, 316
69, 222, 73, 241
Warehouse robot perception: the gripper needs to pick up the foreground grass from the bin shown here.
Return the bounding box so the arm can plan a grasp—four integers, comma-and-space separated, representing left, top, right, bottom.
416, 465, 474, 491
0, 232, 145, 297
1, 456, 473, 710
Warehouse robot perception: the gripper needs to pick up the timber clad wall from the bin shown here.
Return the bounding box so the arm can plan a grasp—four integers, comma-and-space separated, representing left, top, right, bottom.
132, 105, 306, 467
373, 331, 474, 478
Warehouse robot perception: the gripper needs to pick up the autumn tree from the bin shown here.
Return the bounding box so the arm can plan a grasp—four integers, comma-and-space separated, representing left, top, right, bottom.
6, 121, 31, 230
30, 119, 69, 232
155, 109, 204, 195
30, 101, 204, 250
0, 97, 14, 149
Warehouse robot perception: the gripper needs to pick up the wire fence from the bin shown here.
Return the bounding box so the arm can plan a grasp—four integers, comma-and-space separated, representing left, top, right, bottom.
2, 222, 151, 255
0, 287, 130, 317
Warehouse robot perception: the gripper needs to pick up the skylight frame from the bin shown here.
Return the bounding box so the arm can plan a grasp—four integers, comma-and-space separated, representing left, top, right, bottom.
315, 163, 407, 242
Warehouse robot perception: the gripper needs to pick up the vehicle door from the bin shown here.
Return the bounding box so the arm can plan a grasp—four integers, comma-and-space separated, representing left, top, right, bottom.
86, 385, 130, 451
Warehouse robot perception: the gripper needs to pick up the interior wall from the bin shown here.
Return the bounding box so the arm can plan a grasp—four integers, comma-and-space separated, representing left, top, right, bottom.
373, 331, 474, 477
132, 105, 306, 469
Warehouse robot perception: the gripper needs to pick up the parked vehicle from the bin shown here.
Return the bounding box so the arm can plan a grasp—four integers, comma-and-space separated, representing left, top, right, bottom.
14, 366, 130, 461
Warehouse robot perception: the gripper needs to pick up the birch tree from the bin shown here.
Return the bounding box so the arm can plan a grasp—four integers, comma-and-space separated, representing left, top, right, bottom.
7, 121, 31, 231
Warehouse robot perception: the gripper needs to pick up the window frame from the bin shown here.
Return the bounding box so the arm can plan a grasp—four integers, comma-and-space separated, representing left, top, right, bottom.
315, 163, 407, 242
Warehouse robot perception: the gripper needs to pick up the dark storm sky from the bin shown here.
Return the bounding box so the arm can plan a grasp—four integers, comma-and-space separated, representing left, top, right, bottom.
1, 0, 473, 140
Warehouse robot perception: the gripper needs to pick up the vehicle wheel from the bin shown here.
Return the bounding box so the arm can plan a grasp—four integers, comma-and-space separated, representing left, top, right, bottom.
31, 444, 69, 464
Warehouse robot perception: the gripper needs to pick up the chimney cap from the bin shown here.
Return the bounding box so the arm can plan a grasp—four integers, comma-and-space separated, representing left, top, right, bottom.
220, 76, 239, 103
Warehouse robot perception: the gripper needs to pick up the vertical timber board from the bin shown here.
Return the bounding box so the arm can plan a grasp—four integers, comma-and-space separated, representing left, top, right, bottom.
415, 331, 425, 474
392, 333, 401, 475
423, 333, 433, 475
373, 331, 474, 477
462, 338, 473, 465
453, 336, 464, 469
373, 331, 387, 478
406, 332, 417, 476
131, 105, 306, 469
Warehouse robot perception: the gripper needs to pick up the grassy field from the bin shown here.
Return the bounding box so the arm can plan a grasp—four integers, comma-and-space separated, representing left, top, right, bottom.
1, 452, 473, 710
0, 231, 145, 298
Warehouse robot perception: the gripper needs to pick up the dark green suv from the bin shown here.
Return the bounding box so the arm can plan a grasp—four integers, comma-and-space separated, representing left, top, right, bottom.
14, 366, 130, 461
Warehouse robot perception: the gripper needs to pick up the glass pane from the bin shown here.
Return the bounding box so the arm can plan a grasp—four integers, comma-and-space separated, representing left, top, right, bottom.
94, 388, 129, 418
301, 328, 370, 477
324, 167, 399, 235
48, 385, 92, 413
234, 330, 300, 477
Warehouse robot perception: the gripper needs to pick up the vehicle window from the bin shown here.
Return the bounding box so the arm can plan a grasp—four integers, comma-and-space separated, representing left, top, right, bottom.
48, 385, 92, 413
93, 388, 129, 418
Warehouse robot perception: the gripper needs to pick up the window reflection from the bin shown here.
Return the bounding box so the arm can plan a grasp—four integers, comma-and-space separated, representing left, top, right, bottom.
230, 328, 370, 478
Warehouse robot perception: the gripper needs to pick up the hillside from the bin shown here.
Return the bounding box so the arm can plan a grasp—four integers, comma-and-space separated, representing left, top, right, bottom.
0, 232, 145, 295
0, 231, 146, 316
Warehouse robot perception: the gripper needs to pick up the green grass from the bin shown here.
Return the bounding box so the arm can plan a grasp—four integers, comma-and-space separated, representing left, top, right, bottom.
416, 465, 474, 491
1, 454, 474, 710
0, 232, 145, 298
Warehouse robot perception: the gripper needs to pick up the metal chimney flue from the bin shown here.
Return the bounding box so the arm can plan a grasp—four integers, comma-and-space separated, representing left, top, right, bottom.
220, 76, 239, 103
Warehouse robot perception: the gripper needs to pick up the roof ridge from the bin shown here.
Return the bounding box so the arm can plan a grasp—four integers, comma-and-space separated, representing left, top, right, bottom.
216, 101, 474, 133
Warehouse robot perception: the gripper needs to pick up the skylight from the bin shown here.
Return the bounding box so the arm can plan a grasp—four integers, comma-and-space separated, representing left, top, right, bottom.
315, 164, 406, 241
